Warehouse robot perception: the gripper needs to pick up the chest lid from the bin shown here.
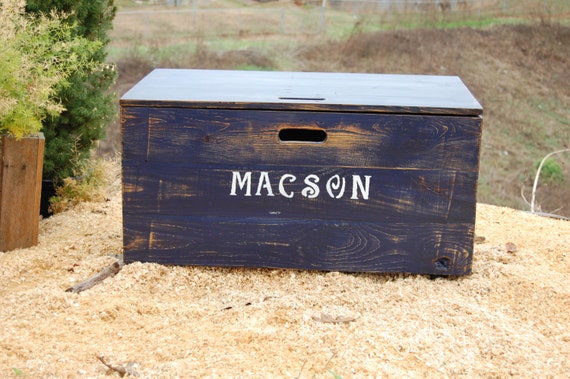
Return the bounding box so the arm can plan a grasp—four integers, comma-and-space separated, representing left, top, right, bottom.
121, 69, 482, 116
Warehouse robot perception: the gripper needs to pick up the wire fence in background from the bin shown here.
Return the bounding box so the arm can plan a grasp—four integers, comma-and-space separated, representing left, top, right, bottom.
111, 0, 569, 44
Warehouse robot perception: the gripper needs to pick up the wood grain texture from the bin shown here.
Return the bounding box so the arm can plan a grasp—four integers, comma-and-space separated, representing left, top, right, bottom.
0, 134, 45, 251
122, 164, 477, 224
123, 217, 474, 276
120, 69, 483, 116
122, 108, 482, 171
121, 70, 483, 275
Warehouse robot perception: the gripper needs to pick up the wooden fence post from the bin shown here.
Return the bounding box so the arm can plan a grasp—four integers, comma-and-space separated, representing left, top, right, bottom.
0, 133, 45, 251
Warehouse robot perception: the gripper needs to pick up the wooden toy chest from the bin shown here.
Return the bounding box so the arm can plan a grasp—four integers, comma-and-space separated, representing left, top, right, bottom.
120, 69, 483, 275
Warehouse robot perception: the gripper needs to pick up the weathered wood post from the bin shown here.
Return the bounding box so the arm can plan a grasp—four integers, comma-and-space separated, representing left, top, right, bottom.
0, 133, 45, 251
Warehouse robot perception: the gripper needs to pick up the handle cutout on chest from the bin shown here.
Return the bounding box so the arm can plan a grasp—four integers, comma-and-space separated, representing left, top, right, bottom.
278, 128, 327, 143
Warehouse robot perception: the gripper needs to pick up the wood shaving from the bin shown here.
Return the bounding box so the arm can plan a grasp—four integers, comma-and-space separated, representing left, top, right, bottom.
312, 313, 357, 324
0, 165, 569, 377
505, 242, 518, 254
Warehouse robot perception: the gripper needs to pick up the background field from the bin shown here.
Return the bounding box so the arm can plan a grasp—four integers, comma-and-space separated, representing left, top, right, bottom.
102, 0, 570, 217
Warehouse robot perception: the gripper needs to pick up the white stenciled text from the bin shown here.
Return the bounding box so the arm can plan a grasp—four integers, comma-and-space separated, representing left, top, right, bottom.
229, 171, 371, 200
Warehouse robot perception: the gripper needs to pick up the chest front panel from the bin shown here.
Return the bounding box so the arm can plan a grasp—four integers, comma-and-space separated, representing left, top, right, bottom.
121, 101, 482, 275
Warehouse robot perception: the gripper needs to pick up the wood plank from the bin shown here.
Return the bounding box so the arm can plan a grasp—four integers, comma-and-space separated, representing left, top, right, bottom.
0, 134, 45, 251
122, 164, 478, 224
123, 217, 474, 276
121, 108, 482, 171
120, 69, 483, 116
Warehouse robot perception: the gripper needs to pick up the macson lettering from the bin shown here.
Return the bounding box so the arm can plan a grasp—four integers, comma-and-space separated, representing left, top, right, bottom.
230, 171, 371, 200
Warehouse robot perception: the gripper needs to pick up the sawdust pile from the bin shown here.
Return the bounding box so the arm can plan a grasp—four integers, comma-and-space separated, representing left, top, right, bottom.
1, 168, 569, 378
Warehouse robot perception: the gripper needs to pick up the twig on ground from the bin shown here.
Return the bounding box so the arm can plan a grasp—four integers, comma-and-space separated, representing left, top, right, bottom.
98, 356, 127, 377
66, 260, 124, 293
312, 313, 356, 323
97, 355, 139, 377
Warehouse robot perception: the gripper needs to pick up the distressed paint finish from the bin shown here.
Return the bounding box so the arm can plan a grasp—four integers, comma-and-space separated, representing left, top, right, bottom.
121, 69, 483, 275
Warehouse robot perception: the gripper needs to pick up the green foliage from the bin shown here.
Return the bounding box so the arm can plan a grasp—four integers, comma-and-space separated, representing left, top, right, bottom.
26, 0, 118, 181
535, 158, 564, 183
0, 0, 101, 138
12, 367, 24, 376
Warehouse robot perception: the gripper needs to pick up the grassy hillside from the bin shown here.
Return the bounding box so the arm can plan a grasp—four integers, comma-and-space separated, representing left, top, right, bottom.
103, 3, 569, 217
294, 24, 570, 216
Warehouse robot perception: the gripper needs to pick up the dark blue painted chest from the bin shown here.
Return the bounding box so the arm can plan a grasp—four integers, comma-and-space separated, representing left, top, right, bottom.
120, 69, 483, 275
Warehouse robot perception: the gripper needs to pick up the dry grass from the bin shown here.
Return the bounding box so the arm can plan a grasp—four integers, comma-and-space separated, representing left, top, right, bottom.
49, 158, 121, 214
